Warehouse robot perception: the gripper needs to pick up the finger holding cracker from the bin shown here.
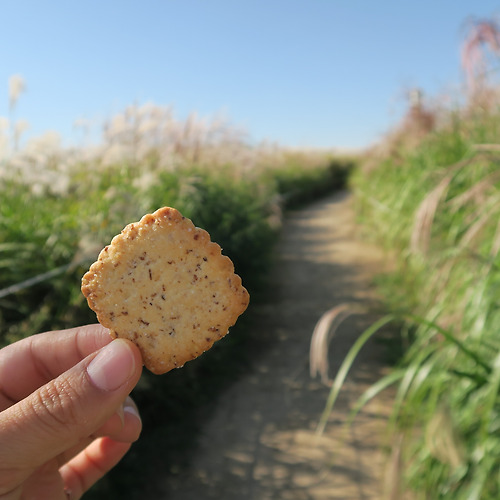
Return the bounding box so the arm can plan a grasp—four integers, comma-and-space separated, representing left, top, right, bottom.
81, 207, 249, 374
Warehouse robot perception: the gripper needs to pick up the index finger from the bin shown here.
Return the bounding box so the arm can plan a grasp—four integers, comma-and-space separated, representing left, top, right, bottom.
0, 324, 112, 410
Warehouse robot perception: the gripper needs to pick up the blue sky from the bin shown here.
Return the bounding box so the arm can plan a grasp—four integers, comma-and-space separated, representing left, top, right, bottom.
0, 0, 499, 149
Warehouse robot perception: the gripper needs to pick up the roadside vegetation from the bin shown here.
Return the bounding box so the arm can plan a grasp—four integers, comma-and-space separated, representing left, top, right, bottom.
0, 96, 351, 346
343, 19, 500, 500
0, 85, 352, 497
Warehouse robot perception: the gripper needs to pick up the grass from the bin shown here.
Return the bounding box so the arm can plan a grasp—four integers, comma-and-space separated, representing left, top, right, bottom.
0, 141, 353, 345
337, 91, 500, 498
0, 95, 354, 498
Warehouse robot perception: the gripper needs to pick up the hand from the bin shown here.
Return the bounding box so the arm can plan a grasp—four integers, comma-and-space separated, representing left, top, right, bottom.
0, 324, 143, 499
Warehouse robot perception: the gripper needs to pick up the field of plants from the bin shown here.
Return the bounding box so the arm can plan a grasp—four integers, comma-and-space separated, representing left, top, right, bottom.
0, 94, 352, 497
348, 21, 500, 499
7, 18, 500, 500
0, 101, 351, 345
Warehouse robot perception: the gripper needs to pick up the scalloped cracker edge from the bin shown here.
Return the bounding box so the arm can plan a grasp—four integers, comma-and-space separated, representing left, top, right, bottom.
81, 207, 249, 374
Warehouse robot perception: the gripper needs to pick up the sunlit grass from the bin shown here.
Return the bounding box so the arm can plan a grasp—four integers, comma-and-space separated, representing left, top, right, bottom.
0, 76, 353, 346
306, 20, 500, 497
341, 85, 500, 498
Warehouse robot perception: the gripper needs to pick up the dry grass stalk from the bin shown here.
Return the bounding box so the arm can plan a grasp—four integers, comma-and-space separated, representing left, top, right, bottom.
409, 153, 483, 255
383, 433, 404, 500
8, 74, 25, 111
410, 174, 454, 255
425, 407, 465, 470
448, 169, 500, 211
459, 197, 500, 250
472, 143, 500, 152
462, 19, 500, 95
309, 303, 365, 386
363, 90, 437, 171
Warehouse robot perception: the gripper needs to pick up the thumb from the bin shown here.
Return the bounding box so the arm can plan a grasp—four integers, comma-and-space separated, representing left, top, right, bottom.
0, 339, 142, 487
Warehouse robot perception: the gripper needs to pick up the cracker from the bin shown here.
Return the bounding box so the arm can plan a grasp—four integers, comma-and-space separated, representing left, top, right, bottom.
81, 207, 249, 374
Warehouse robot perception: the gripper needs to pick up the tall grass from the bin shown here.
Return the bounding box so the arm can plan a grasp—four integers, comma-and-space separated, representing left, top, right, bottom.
306, 19, 500, 499
0, 80, 354, 497
0, 82, 353, 346
344, 74, 500, 498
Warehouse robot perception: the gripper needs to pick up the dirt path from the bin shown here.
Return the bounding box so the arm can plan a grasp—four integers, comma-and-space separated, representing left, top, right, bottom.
160, 191, 394, 499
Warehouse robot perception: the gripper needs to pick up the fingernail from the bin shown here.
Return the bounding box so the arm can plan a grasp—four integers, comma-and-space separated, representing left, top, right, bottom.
123, 396, 141, 423
116, 403, 125, 425
87, 339, 136, 391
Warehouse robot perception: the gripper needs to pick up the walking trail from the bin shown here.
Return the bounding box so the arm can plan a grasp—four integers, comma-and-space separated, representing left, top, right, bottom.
161, 190, 395, 499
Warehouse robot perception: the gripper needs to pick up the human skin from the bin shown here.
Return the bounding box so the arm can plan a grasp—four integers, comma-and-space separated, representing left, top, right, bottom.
0, 324, 143, 499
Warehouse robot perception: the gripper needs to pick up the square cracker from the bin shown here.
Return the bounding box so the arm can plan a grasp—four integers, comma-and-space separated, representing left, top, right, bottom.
81, 207, 250, 374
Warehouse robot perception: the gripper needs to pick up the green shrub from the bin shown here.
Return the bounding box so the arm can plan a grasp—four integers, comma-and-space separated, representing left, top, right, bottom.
0, 148, 349, 346
263, 155, 353, 207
